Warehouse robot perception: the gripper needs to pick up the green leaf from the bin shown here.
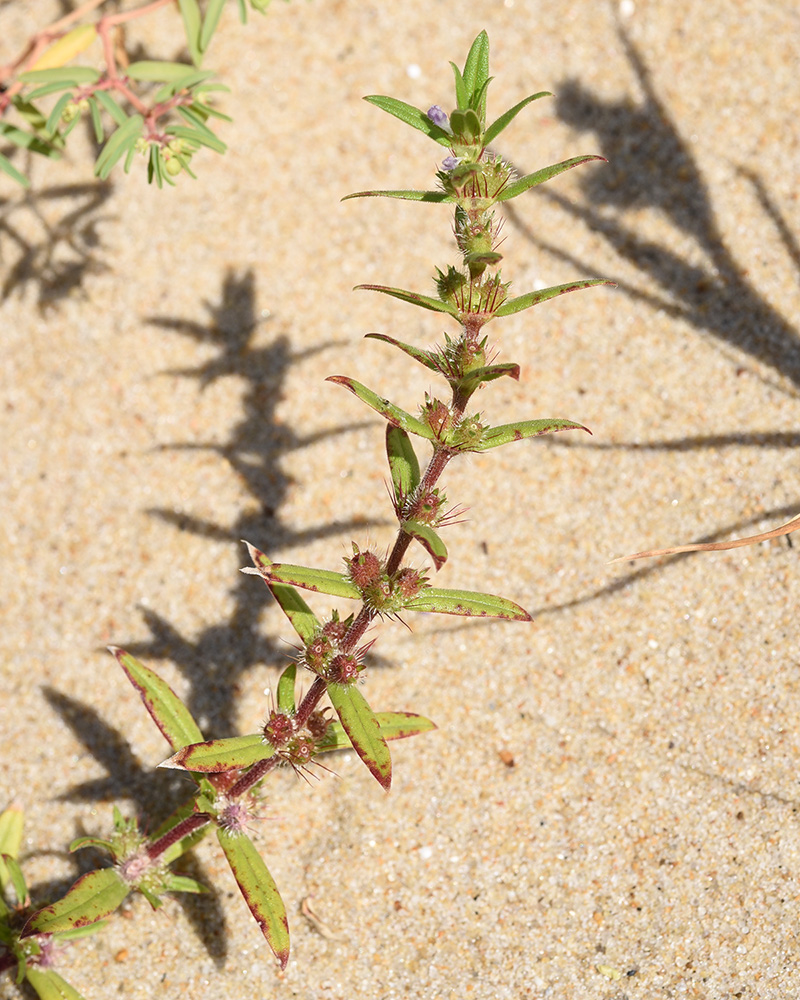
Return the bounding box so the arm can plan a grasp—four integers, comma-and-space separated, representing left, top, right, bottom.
363, 95, 452, 147
178, 0, 202, 66
276, 663, 297, 714
355, 283, 459, 318
19, 67, 100, 85
10, 97, 51, 133
200, 0, 227, 52
176, 105, 226, 148
462, 31, 490, 122
366, 333, 439, 372
94, 114, 143, 179
258, 574, 321, 642
24, 81, 81, 101
342, 188, 451, 203
497, 154, 606, 201
69, 836, 114, 855
26, 869, 129, 935
110, 647, 204, 751
24, 967, 87, 1000
153, 70, 216, 101
406, 587, 531, 621
402, 520, 447, 569
484, 91, 551, 145
160, 734, 273, 773
0, 152, 30, 187
323, 711, 437, 751
456, 362, 520, 398
495, 278, 614, 317
450, 61, 468, 110
166, 123, 226, 154
1, 117, 59, 156
327, 683, 392, 789
244, 544, 362, 599
163, 873, 208, 895
386, 425, 421, 502
474, 417, 589, 451
126, 60, 197, 82
92, 89, 128, 126
0, 803, 24, 870
325, 375, 435, 440
88, 97, 103, 143
217, 828, 290, 969
2, 855, 27, 907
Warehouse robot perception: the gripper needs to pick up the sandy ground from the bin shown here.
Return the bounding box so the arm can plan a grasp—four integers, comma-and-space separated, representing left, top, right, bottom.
3, 1, 800, 998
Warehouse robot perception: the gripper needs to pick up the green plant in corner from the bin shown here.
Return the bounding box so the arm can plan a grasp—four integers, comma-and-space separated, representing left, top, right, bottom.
0, 0, 283, 188
1, 31, 612, 994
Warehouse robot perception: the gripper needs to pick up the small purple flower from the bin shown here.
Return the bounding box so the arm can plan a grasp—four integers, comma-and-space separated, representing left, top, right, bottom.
427, 105, 452, 134
441, 156, 461, 172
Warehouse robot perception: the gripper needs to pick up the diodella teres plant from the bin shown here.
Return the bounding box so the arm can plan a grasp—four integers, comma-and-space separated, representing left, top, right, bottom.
1, 31, 611, 995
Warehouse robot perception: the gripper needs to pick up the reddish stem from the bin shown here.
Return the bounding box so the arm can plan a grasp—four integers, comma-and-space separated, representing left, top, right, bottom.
146, 810, 213, 861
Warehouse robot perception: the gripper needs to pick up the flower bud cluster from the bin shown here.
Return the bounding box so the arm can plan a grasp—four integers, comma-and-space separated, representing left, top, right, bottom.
344, 545, 428, 615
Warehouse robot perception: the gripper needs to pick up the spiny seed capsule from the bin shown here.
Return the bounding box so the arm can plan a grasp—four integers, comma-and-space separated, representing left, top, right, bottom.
306, 709, 333, 741
322, 616, 348, 642
329, 652, 361, 683
287, 735, 315, 764
304, 633, 333, 673
263, 710, 296, 747
394, 567, 425, 599
421, 397, 451, 437
346, 546, 383, 588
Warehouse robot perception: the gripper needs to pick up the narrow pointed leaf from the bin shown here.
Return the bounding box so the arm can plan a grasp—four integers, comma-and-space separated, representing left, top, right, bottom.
326, 376, 435, 440
0, 804, 24, 870
322, 712, 437, 751
92, 89, 128, 125
23, 967, 86, 1000
276, 663, 297, 714
44, 94, 73, 136
386, 425, 421, 500
498, 155, 606, 201
342, 188, 451, 203
327, 683, 392, 789
402, 520, 447, 569
178, 0, 202, 65
474, 417, 589, 451
244, 543, 361, 599
495, 278, 614, 317
456, 362, 520, 397
0, 152, 30, 187
166, 123, 226, 154
94, 115, 143, 179
217, 828, 290, 969
88, 98, 103, 143
110, 647, 204, 751
163, 874, 207, 894
484, 91, 552, 144
462, 31, 490, 113
160, 734, 272, 773
268, 581, 320, 642
126, 61, 196, 82
19, 67, 100, 85
26, 869, 129, 935
450, 61, 468, 109
363, 95, 452, 147
200, 0, 227, 52
69, 836, 114, 854
2, 856, 27, 907
355, 283, 459, 318
365, 332, 439, 371
406, 587, 531, 621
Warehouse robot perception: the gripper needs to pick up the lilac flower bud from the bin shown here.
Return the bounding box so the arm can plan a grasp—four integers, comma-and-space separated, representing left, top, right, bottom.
441, 156, 461, 172
427, 105, 452, 134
